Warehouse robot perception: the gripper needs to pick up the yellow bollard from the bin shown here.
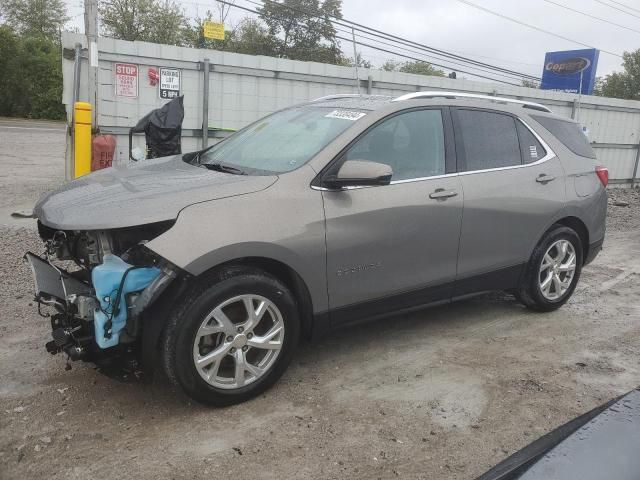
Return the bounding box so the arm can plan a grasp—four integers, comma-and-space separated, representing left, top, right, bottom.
74, 102, 92, 178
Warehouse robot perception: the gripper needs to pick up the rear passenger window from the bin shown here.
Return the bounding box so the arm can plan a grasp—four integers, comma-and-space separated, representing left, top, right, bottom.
531, 115, 596, 159
516, 121, 546, 163
456, 110, 521, 171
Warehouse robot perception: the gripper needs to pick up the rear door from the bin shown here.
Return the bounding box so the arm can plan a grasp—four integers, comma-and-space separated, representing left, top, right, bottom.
452, 108, 565, 295
321, 108, 463, 323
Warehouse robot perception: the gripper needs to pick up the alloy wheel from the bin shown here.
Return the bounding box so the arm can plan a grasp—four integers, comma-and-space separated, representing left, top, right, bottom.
192, 294, 284, 389
538, 239, 577, 301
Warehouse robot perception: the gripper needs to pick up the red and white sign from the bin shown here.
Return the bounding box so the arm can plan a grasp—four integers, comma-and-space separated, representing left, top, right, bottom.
115, 63, 138, 98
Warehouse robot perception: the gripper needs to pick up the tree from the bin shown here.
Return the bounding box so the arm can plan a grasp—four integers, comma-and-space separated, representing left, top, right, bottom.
185, 14, 278, 57
595, 49, 640, 100
258, 0, 344, 64
339, 51, 371, 69
100, 0, 189, 46
381, 59, 445, 77
0, 25, 65, 119
521, 79, 539, 88
0, 0, 68, 38
398, 60, 444, 77
381, 59, 400, 72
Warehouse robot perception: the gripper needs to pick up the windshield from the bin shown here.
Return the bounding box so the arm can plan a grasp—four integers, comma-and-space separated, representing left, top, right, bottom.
200, 107, 366, 174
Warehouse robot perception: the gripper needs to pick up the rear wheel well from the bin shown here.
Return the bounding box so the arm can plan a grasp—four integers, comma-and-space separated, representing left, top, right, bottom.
553, 217, 589, 263
200, 257, 314, 341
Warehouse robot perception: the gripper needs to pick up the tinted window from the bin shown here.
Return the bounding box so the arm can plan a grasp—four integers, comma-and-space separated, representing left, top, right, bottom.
456, 110, 521, 171
516, 121, 547, 164
345, 109, 445, 181
531, 115, 595, 159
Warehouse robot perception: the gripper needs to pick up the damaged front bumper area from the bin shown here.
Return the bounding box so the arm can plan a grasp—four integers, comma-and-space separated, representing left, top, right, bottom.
24, 224, 181, 370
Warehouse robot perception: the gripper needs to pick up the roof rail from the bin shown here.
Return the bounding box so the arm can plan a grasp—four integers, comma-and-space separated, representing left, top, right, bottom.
392, 91, 552, 113
312, 94, 362, 102
311, 94, 390, 102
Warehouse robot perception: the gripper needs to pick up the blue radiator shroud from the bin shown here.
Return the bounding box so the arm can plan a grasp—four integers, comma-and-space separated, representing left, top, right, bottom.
92, 254, 161, 349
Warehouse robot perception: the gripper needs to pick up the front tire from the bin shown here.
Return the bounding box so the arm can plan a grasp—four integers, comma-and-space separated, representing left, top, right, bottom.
162, 267, 299, 406
517, 225, 583, 312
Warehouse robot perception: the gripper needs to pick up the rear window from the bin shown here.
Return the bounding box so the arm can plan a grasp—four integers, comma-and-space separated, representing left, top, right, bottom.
531, 115, 596, 159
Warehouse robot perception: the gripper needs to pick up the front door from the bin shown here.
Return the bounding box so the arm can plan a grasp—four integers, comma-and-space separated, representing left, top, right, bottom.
321, 108, 463, 324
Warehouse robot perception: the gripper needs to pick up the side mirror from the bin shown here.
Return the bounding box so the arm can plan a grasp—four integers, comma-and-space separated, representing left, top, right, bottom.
323, 160, 393, 189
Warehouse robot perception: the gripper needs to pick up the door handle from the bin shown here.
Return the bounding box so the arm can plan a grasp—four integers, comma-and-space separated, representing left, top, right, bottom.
536, 173, 556, 184
429, 188, 458, 200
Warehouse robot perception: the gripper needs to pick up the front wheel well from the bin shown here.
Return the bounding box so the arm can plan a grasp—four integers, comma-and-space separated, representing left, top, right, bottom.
552, 217, 589, 263
200, 257, 314, 341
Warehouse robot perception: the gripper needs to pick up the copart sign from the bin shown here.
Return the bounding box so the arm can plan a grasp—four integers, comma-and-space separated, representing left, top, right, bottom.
540, 48, 599, 95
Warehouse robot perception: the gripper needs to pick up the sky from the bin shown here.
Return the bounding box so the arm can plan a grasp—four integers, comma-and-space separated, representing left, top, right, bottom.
65, 0, 639, 84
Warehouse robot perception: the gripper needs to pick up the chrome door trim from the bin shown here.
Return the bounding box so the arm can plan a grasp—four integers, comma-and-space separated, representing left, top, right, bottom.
311, 116, 557, 189
457, 117, 557, 177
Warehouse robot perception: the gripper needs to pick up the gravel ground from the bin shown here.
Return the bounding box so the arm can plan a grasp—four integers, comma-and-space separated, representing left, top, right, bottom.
1, 120, 639, 479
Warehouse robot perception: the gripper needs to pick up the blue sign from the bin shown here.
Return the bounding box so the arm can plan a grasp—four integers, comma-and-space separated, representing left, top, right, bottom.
540, 49, 599, 95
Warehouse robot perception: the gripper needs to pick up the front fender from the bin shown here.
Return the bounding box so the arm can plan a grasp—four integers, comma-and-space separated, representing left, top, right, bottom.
145, 168, 328, 312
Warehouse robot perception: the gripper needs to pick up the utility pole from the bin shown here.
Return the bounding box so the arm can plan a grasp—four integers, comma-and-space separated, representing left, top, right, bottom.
84, 0, 99, 127
351, 28, 361, 95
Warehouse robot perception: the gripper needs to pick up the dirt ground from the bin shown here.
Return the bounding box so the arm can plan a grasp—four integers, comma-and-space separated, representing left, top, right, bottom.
0, 119, 639, 480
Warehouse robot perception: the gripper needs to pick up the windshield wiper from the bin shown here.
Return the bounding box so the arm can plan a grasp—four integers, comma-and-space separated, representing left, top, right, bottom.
200, 162, 247, 175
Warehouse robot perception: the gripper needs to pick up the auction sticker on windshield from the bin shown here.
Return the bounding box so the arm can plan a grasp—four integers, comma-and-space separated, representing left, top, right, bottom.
325, 110, 366, 121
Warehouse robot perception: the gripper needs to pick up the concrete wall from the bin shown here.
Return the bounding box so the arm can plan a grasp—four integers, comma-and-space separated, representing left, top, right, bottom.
62, 32, 640, 182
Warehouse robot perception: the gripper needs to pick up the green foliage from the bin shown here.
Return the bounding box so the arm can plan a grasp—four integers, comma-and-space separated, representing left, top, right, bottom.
381, 59, 445, 77
521, 79, 539, 88
100, 0, 190, 46
595, 50, 640, 100
338, 52, 372, 69
257, 0, 344, 64
0, 0, 68, 38
0, 25, 65, 119
185, 14, 278, 56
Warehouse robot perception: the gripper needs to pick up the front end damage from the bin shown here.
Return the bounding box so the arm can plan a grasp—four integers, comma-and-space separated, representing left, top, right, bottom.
25, 221, 182, 372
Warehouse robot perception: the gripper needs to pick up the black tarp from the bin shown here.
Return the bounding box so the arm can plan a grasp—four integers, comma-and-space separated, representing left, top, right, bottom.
131, 96, 184, 159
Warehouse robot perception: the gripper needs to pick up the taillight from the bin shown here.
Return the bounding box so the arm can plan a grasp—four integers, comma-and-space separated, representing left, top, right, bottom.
595, 166, 608, 187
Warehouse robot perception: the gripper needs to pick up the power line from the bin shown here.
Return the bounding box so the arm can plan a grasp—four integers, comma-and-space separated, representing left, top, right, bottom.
334, 34, 522, 86
455, 0, 623, 58
235, 0, 541, 81
328, 23, 536, 82
593, 0, 640, 19
220, 0, 526, 85
608, 0, 640, 14
542, 0, 640, 34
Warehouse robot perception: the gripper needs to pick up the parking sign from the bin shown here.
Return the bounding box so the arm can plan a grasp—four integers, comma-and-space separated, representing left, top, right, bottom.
159, 67, 181, 99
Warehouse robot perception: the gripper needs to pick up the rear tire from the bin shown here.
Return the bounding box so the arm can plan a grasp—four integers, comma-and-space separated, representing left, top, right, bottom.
161, 266, 299, 406
517, 225, 583, 312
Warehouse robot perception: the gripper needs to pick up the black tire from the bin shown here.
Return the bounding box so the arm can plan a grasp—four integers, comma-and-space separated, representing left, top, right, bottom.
161, 266, 300, 406
517, 225, 583, 312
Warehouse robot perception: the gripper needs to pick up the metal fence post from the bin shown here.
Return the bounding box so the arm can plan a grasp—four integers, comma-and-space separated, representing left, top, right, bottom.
67, 42, 83, 181
632, 141, 640, 186
367, 75, 373, 94
202, 58, 210, 149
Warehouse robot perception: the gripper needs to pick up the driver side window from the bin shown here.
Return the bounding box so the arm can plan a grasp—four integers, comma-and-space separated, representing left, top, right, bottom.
344, 109, 445, 181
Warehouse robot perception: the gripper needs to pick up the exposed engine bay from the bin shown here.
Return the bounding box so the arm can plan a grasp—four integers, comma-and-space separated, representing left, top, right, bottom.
25, 221, 179, 370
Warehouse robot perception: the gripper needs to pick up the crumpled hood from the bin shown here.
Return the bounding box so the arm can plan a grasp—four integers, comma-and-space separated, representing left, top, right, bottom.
35, 155, 278, 230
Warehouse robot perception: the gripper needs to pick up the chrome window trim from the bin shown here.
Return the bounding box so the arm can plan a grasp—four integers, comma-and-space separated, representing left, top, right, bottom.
310, 115, 556, 190
457, 116, 556, 177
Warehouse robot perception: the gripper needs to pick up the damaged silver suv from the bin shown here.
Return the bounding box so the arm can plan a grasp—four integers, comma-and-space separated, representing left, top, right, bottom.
26, 92, 607, 406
